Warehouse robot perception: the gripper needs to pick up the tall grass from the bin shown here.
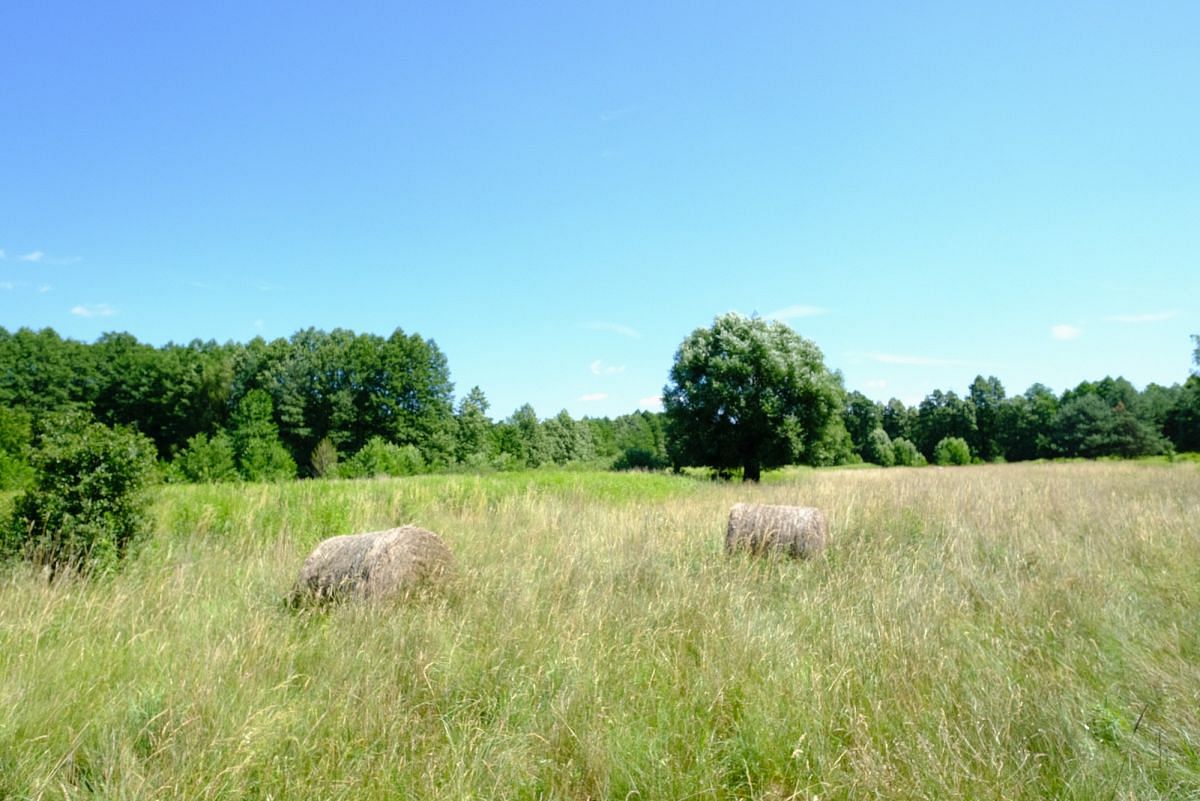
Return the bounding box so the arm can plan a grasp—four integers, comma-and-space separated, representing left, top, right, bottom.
1, 463, 1198, 799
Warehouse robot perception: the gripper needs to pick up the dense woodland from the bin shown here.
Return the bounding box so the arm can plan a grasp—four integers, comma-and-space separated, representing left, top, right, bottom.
0, 326, 1196, 488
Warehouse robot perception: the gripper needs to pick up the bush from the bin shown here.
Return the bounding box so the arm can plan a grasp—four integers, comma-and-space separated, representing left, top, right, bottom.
0, 406, 35, 490
891, 437, 926, 467
340, 437, 426, 478
171, 432, 239, 483
240, 439, 297, 482
863, 428, 895, 467
3, 412, 157, 573
310, 437, 339, 478
613, 447, 669, 471
933, 436, 972, 466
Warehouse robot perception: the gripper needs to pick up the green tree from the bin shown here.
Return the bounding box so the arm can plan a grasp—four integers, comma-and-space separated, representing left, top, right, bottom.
3, 411, 156, 573
891, 436, 925, 466
454, 386, 495, 464
310, 437, 339, 478
1051, 394, 1165, 458
843, 391, 883, 459
496, 404, 550, 468
967, 375, 1006, 461
171, 432, 239, 483
0, 327, 97, 417
543, 410, 595, 466
881, 398, 915, 442
0, 406, 35, 490
915, 390, 977, 460
339, 436, 425, 478
933, 436, 972, 466
230, 390, 296, 481
607, 411, 669, 470
1164, 379, 1200, 452
863, 427, 895, 467
662, 313, 846, 481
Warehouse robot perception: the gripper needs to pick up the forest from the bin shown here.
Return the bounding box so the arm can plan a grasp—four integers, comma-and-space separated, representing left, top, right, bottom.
0, 325, 1197, 489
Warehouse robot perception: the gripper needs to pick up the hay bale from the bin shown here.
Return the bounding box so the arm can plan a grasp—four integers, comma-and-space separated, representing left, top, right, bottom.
725, 503, 828, 558
290, 525, 453, 604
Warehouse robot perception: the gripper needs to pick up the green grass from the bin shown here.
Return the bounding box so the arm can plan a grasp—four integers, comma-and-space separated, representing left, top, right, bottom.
1, 462, 1198, 799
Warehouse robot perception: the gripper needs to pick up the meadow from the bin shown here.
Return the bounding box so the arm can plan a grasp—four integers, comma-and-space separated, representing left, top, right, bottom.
1, 462, 1198, 800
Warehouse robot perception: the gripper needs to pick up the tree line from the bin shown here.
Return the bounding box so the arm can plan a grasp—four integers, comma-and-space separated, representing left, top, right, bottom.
0, 324, 1196, 490
841, 367, 1199, 467
0, 326, 668, 488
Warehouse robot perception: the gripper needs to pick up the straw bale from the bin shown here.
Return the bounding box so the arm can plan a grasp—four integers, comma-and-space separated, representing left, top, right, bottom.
291, 525, 452, 604
725, 502, 828, 558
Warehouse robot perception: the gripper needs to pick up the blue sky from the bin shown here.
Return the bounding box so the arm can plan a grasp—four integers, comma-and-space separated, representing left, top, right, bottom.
2, 2, 1197, 418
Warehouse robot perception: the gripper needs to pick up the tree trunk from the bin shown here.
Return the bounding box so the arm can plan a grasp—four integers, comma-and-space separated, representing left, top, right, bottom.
743, 461, 761, 482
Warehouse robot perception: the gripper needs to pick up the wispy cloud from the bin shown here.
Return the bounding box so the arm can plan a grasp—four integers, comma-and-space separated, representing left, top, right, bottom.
1105, 310, 1178, 324
19, 251, 45, 263
864, 379, 888, 391
638, 395, 663, 410
585, 321, 641, 338
599, 106, 632, 123
590, 359, 626, 376
1051, 324, 1082, 341
0, 281, 23, 291
38, 285, 52, 293
71, 303, 117, 318
864, 352, 966, 367
0, 249, 6, 260
764, 304, 829, 321
579, 392, 608, 402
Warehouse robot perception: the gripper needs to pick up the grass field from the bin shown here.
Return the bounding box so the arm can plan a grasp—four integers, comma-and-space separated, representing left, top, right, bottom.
1, 462, 1198, 800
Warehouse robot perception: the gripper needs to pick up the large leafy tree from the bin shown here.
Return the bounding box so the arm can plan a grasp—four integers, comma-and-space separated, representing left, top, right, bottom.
662, 313, 846, 481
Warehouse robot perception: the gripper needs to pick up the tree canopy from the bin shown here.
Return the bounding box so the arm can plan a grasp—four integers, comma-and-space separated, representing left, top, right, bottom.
662, 313, 847, 481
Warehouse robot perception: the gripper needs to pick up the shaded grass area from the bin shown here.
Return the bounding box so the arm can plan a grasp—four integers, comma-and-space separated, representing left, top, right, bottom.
1, 463, 1198, 799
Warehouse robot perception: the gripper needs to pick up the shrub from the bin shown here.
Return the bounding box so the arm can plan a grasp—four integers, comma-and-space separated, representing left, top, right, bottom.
933, 436, 972, 466
891, 437, 926, 467
613, 447, 669, 471
172, 432, 239, 483
3, 412, 156, 573
310, 437, 339, 478
0, 406, 35, 490
863, 428, 895, 467
340, 437, 425, 478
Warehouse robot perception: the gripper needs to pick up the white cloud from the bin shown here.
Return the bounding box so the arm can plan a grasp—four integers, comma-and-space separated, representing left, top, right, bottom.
579, 392, 608, 402
585, 321, 641, 338
0, 249, 6, 259
253, 319, 265, 331
764, 304, 829, 321
38, 285, 52, 293
1105, 310, 1178, 324
590, 359, 626, 376
600, 107, 632, 123
638, 395, 663, 410
1051, 324, 1082, 341
864, 379, 888, 391
864, 352, 966, 367
71, 303, 117, 318
0, 281, 21, 291
19, 251, 45, 263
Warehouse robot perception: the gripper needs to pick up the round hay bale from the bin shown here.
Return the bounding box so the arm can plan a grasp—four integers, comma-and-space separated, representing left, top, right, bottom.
725, 503, 828, 559
290, 525, 453, 605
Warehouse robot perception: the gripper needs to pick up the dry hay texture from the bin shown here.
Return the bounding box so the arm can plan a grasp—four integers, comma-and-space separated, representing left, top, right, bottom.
725, 502, 829, 558
291, 525, 453, 604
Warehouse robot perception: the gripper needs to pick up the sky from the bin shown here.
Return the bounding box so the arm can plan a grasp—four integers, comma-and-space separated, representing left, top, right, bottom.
2, 2, 1198, 419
